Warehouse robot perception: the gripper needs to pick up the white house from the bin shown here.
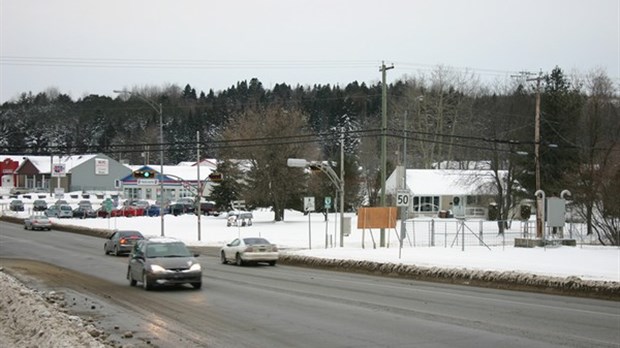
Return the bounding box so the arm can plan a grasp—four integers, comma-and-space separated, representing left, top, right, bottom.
385, 167, 506, 219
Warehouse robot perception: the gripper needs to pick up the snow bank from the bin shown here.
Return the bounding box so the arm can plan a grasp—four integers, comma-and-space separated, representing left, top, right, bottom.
0, 269, 107, 348
278, 254, 620, 300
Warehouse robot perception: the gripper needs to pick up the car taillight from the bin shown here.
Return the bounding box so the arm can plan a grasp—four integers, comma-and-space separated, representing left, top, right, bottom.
245, 246, 254, 252
120, 238, 126, 244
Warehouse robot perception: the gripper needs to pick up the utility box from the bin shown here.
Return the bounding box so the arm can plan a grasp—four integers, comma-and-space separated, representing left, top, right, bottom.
343, 217, 351, 237
546, 197, 566, 228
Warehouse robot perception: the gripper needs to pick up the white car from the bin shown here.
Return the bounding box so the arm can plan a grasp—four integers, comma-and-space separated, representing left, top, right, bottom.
220, 237, 279, 266
24, 215, 52, 231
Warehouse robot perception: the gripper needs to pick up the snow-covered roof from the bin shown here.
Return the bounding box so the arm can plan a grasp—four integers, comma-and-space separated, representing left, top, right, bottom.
387, 169, 503, 196
19, 154, 98, 173
128, 164, 214, 181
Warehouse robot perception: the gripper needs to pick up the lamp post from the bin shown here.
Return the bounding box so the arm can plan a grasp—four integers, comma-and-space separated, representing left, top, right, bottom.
114, 89, 165, 236
287, 158, 345, 247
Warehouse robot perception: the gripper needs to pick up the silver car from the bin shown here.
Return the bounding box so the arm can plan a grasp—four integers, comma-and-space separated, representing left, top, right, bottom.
127, 237, 202, 290
220, 237, 279, 266
24, 215, 52, 231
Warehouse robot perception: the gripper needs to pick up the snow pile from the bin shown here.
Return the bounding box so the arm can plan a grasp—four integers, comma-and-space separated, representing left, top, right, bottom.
0, 269, 106, 348
278, 254, 620, 299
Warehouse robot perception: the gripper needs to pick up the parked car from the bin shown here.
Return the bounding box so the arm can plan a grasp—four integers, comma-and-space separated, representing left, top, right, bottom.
220, 237, 278, 266
32, 199, 48, 211
73, 206, 97, 219
9, 199, 25, 211
111, 205, 145, 217
199, 201, 219, 216
127, 237, 202, 290
175, 197, 195, 205
55, 199, 69, 206
145, 205, 169, 217
226, 211, 253, 227
169, 203, 194, 216
77, 200, 93, 209
50, 204, 74, 218
96, 206, 112, 218
132, 200, 150, 209
24, 215, 52, 230
104, 230, 144, 256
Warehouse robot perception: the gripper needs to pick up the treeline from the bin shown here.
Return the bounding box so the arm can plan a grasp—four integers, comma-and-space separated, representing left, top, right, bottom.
1, 66, 618, 243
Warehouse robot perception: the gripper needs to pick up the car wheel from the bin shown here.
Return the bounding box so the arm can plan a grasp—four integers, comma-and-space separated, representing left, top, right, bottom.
128, 269, 137, 286
220, 251, 228, 264
114, 245, 120, 256
235, 253, 244, 266
142, 272, 153, 290
104, 246, 109, 255
268, 261, 277, 266
24, 225, 28, 230
191, 282, 202, 290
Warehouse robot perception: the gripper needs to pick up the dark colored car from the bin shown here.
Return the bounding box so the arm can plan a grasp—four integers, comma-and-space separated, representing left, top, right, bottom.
199, 201, 219, 216
169, 203, 194, 216
9, 199, 25, 211
73, 206, 97, 219
32, 199, 48, 211
96, 206, 111, 218
127, 237, 202, 290
104, 230, 145, 256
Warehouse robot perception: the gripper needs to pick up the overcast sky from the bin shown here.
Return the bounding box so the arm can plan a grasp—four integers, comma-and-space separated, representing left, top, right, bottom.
1, 0, 618, 102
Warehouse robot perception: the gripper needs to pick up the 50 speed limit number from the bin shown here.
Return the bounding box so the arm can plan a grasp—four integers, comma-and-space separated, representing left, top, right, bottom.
396, 191, 410, 207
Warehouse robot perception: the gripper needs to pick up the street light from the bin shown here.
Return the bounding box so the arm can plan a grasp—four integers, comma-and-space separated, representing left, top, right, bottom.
287, 158, 345, 247
114, 89, 165, 236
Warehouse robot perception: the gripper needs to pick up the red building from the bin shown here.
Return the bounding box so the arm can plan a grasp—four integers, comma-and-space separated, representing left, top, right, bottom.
0, 158, 20, 189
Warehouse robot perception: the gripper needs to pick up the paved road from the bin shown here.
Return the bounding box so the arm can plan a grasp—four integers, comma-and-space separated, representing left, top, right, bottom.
1, 221, 618, 348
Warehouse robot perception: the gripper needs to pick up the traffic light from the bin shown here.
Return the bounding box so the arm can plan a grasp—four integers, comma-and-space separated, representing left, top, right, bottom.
133, 169, 157, 179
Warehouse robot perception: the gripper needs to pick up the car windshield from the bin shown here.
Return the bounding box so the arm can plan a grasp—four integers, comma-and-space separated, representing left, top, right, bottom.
60, 206, 72, 211
243, 238, 270, 245
145, 243, 192, 258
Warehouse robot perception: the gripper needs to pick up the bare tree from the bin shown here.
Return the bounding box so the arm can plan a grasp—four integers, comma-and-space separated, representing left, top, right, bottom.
219, 105, 320, 221
569, 69, 620, 243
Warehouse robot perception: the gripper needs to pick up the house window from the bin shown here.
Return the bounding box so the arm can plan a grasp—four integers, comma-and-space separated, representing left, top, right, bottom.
467, 195, 480, 205
413, 196, 439, 212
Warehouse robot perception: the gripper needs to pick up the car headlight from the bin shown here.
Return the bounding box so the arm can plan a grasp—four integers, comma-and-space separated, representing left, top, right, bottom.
150, 264, 166, 273
190, 263, 201, 271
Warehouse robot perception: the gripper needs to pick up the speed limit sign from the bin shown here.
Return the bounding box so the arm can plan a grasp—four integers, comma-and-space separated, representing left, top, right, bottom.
396, 190, 410, 207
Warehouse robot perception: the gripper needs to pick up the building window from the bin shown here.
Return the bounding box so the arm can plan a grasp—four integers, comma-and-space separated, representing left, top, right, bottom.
413, 196, 439, 212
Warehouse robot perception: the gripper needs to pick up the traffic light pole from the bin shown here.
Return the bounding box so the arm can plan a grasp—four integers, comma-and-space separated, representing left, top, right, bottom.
114, 89, 165, 236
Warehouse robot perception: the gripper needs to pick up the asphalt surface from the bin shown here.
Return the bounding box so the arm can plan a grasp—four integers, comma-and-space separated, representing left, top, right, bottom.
1, 221, 619, 348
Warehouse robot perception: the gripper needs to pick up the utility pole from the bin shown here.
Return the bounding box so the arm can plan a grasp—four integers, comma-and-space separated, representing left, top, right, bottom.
528, 72, 544, 239
512, 71, 544, 239
380, 61, 394, 247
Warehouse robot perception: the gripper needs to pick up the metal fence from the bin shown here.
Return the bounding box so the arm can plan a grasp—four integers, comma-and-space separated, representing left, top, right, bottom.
384, 219, 598, 250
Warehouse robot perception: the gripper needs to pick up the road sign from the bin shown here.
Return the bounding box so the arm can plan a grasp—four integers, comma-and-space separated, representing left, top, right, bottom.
304, 197, 315, 212
396, 190, 410, 207
103, 198, 114, 213
324, 196, 332, 209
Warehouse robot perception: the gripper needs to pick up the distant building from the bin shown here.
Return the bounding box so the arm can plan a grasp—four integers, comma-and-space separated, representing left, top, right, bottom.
385, 167, 507, 219
11, 154, 130, 194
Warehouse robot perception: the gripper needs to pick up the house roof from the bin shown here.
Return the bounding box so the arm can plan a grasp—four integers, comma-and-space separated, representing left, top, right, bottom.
386, 169, 504, 196
126, 164, 214, 181
16, 155, 98, 173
